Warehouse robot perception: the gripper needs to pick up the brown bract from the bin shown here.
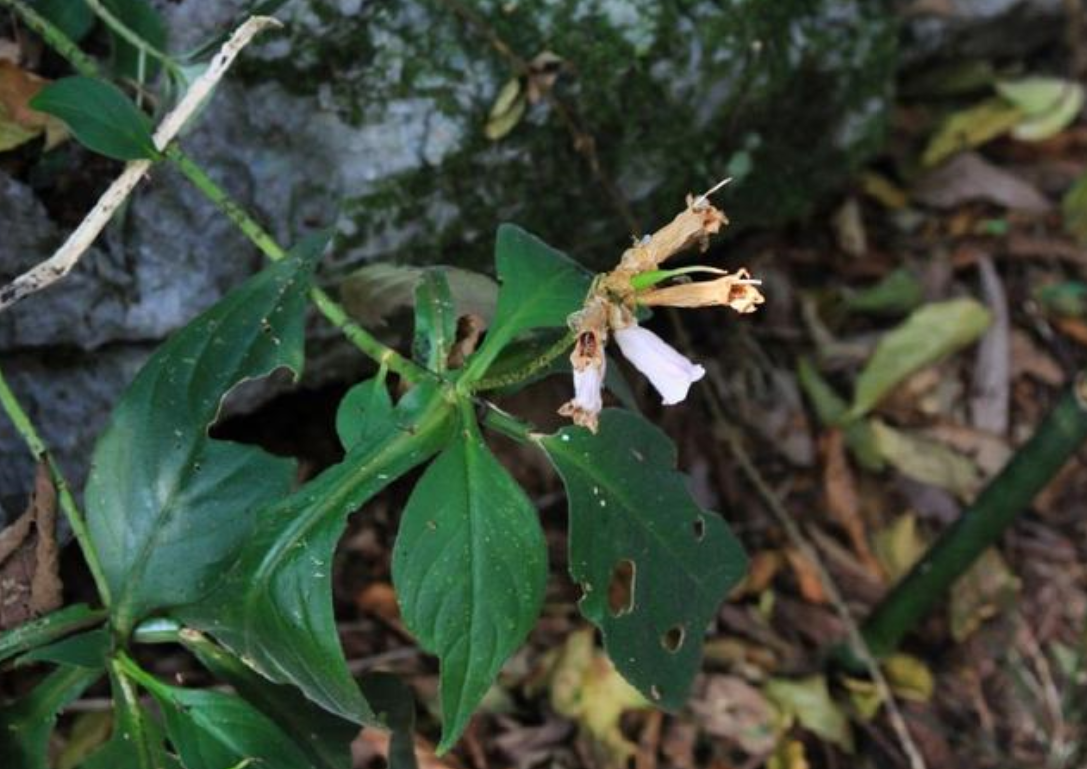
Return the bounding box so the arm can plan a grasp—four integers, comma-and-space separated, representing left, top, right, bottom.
639, 269, 765, 314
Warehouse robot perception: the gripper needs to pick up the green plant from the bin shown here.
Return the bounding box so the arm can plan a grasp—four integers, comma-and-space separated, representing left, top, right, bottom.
0, 6, 758, 764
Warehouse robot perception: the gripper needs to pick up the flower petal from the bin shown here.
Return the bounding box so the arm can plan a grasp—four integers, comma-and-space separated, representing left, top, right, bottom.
559, 357, 606, 431
614, 325, 705, 405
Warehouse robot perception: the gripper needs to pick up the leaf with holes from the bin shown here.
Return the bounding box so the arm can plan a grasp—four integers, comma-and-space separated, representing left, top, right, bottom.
464, 224, 592, 380
539, 409, 747, 708
177, 383, 455, 725
392, 410, 547, 751
85, 244, 317, 635
30, 76, 156, 160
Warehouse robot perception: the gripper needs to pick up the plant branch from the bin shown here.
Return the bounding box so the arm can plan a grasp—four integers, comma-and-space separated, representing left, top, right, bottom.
0, 365, 112, 605
0, 15, 281, 313
0, 0, 101, 76
471, 330, 575, 392
859, 372, 1087, 659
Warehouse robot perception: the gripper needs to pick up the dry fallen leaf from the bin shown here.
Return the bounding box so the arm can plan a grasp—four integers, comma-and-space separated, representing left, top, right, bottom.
550, 628, 648, 769
783, 548, 828, 605
821, 430, 882, 578
913, 152, 1052, 214
0, 463, 63, 630
0, 60, 66, 152
949, 547, 1020, 642
690, 675, 778, 754
872, 512, 927, 584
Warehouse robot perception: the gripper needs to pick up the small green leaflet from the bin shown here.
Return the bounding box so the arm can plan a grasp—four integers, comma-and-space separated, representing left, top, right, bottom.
464, 224, 592, 379
413, 269, 457, 373
85, 248, 314, 635
102, 0, 168, 81
540, 409, 747, 708
0, 603, 105, 665
30, 76, 157, 161
392, 411, 547, 751
82, 670, 177, 769
335, 372, 394, 452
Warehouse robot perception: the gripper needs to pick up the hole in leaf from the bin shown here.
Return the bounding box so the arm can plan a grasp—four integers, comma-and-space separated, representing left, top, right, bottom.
692, 516, 706, 541
661, 625, 685, 653
607, 559, 636, 617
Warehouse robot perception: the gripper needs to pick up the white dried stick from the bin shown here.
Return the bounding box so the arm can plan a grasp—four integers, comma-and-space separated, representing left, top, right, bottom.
0, 15, 281, 312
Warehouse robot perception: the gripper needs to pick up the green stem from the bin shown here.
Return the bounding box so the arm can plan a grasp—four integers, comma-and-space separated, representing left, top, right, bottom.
0, 366, 112, 606
472, 330, 575, 392
0, 0, 100, 76
480, 404, 534, 442
165, 143, 429, 384
858, 372, 1087, 659
83, 0, 181, 80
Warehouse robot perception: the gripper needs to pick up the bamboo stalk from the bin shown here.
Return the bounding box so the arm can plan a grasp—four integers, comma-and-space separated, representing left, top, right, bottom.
859, 372, 1087, 659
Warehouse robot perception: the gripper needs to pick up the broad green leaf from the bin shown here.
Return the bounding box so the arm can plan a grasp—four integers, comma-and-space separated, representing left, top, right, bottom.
0, 665, 101, 768
765, 675, 853, 752
178, 384, 455, 725
16, 628, 109, 669
33, 0, 94, 42
412, 269, 456, 372
182, 630, 355, 769
392, 412, 547, 751
86, 250, 315, 635
0, 604, 105, 664
539, 409, 747, 709
30, 76, 156, 161
335, 372, 394, 452
145, 684, 313, 769
465, 224, 592, 379
921, 98, 1022, 167
1062, 173, 1087, 246
102, 0, 168, 82
849, 298, 991, 418
359, 674, 418, 769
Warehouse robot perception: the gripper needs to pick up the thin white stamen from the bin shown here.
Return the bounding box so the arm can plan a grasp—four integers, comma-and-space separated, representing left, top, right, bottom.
691, 177, 733, 209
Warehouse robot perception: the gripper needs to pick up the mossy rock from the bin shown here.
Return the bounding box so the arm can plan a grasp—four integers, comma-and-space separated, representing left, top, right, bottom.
232, 0, 896, 270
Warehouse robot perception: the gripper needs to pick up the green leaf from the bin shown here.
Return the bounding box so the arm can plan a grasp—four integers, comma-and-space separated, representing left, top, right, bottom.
182, 630, 356, 769
33, 0, 94, 42
1062, 173, 1087, 246
82, 670, 176, 769
85, 250, 315, 635
177, 384, 455, 725
921, 98, 1023, 167
0, 604, 105, 665
539, 410, 747, 709
359, 674, 418, 769
871, 420, 983, 501
145, 683, 313, 769
843, 268, 924, 317
102, 0, 168, 82
996, 76, 1086, 141
0, 665, 101, 769
796, 359, 883, 471
392, 409, 547, 751
30, 76, 156, 161
16, 628, 109, 669
765, 675, 854, 752
465, 225, 592, 379
849, 298, 991, 419
413, 269, 457, 373
335, 372, 394, 452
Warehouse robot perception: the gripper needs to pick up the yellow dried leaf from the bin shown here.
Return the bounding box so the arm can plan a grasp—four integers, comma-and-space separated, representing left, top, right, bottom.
871, 420, 984, 501
949, 547, 1020, 642
873, 513, 927, 583
922, 98, 1023, 167
883, 653, 935, 703
0, 60, 66, 153
764, 675, 854, 753
484, 77, 526, 141
550, 628, 648, 769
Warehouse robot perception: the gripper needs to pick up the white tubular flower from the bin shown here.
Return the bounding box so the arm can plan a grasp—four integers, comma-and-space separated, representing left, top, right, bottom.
559, 328, 607, 431
614, 324, 705, 406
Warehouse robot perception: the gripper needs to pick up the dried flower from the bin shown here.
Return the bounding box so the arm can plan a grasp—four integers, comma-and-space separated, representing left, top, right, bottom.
557, 180, 762, 428
614, 324, 705, 405
638, 269, 765, 314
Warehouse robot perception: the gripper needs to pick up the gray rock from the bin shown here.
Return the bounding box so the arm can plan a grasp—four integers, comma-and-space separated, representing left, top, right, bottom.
2, 0, 901, 505
902, 0, 1069, 65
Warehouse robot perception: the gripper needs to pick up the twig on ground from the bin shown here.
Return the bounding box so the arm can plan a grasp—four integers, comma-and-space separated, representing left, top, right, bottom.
0, 16, 280, 312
